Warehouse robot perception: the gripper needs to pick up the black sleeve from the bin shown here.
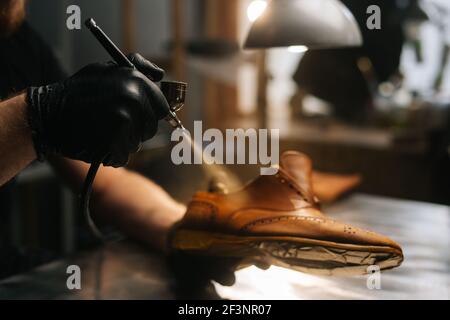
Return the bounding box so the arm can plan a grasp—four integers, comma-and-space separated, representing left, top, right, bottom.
18, 22, 68, 85
26, 23, 68, 83
39, 42, 68, 84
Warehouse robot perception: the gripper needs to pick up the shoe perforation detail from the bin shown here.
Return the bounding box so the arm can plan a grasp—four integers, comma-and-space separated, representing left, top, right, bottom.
241, 215, 333, 231
275, 172, 308, 201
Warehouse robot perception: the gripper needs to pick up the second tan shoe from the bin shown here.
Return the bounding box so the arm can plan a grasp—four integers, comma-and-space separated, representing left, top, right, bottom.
172, 151, 403, 275
312, 171, 361, 204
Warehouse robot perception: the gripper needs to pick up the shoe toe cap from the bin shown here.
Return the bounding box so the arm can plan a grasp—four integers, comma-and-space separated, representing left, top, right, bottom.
245, 215, 403, 254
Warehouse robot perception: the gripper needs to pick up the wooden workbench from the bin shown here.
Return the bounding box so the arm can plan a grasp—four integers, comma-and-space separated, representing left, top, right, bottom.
0, 194, 448, 299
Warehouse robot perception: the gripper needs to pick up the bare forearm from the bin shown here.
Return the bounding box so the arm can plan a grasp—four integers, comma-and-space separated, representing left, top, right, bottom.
0, 93, 36, 186
50, 157, 186, 251
92, 168, 186, 251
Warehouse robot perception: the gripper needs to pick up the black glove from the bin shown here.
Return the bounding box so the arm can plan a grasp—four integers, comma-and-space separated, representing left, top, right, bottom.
26, 53, 169, 167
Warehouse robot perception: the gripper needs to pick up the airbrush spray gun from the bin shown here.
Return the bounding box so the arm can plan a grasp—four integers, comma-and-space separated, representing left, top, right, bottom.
85, 18, 186, 129
82, 18, 187, 238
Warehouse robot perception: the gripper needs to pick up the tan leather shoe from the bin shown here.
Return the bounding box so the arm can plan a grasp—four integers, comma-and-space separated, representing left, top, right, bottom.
312, 171, 361, 204
172, 151, 403, 275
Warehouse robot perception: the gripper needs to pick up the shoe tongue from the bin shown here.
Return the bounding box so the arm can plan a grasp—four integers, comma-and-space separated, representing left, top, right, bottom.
279, 151, 314, 198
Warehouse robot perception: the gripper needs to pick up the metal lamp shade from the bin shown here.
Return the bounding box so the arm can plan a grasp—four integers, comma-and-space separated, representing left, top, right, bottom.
244, 0, 363, 49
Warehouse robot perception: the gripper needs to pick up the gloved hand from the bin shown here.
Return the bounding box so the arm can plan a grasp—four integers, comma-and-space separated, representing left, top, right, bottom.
26, 53, 170, 167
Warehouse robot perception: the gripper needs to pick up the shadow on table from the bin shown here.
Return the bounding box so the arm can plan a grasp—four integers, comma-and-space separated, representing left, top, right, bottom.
168, 252, 244, 299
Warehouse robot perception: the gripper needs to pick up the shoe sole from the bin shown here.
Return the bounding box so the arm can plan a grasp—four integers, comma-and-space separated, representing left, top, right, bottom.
172, 229, 403, 276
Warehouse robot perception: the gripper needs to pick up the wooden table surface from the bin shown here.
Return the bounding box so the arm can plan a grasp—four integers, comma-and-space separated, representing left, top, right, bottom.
0, 194, 448, 300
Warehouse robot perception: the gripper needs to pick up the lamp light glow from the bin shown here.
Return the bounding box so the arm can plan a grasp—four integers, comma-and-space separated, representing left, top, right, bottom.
288, 45, 308, 53
247, 0, 268, 22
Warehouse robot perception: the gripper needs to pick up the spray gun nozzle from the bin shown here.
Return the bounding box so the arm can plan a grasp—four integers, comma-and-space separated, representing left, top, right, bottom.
166, 111, 184, 130
161, 81, 187, 130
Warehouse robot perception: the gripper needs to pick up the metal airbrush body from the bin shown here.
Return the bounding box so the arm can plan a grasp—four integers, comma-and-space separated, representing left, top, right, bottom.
85, 18, 186, 130
160, 80, 187, 129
